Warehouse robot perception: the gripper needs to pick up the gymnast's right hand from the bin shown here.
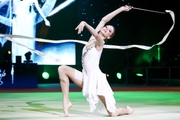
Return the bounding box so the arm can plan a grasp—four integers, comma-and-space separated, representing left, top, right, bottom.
120, 5, 132, 12
75, 21, 86, 34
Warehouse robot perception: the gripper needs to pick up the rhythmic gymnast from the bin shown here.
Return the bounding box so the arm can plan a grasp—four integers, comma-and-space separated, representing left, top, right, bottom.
0, 5, 174, 117
58, 5, 134, 117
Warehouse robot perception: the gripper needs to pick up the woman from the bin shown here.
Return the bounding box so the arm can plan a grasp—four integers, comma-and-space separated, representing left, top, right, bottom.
58, 5, 134, 117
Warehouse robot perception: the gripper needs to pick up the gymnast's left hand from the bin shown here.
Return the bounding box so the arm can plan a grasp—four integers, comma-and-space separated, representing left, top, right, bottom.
75, 21, 86, 34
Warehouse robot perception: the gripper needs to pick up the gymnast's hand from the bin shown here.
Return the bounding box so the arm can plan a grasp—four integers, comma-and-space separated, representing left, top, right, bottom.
75, 21, 86, 34
120, 5, 133, 12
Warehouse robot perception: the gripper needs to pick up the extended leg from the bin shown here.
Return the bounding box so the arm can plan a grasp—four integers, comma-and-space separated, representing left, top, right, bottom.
98, 95, 134, 117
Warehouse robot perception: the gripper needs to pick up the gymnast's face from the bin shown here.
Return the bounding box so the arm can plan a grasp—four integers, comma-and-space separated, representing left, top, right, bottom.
100, 25, 115, 40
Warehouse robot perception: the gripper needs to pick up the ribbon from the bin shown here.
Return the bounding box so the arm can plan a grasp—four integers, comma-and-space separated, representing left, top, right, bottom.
3, 36, 62, 63
0, 10, 175, 63
104, 10, 175, 50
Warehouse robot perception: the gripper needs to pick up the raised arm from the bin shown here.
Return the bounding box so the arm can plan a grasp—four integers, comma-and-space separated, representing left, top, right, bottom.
33, 0, 50, 26
75, 5, 132, 50
94, 5, 132, 35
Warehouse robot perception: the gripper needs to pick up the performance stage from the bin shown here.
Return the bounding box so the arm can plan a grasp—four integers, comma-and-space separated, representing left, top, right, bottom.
0, 84, 180, 120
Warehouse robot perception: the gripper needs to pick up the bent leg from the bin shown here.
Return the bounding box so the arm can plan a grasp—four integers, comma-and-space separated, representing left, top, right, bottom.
98, 95, 134, 117
58, 65, 83, 117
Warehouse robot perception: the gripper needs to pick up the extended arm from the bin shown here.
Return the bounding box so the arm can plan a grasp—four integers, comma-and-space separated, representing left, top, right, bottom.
33, 0, 50, 26
75, 5, 132, 49
94, 5, 132, 35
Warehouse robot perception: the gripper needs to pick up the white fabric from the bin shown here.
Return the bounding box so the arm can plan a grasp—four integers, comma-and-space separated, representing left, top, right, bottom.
74, 69, 82, 81
82, 46, 117, 113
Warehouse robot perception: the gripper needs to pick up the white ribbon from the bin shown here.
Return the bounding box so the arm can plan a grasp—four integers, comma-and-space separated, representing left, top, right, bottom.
104, 10, 175, 50
4, 36, 62, 63
0, 10, 175, 63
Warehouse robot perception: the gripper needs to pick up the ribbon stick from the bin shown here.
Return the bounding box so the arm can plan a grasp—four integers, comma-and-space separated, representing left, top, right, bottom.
0, 9, 175, 62
133, 7, 166, 14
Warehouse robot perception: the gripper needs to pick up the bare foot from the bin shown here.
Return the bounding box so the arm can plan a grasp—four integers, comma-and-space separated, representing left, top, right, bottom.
125, 106, 134, 115
61, 102, 72, 117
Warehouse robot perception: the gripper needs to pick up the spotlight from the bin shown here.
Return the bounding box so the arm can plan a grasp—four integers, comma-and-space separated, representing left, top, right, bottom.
136, 73, 143, 77
24, 51, 32, 64
116, 72, 122, 79
42, 72, 50, 79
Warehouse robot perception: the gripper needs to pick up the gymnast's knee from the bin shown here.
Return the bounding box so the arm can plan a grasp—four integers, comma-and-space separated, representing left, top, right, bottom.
58, 65, 67, 75
58, 65, 68, 82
